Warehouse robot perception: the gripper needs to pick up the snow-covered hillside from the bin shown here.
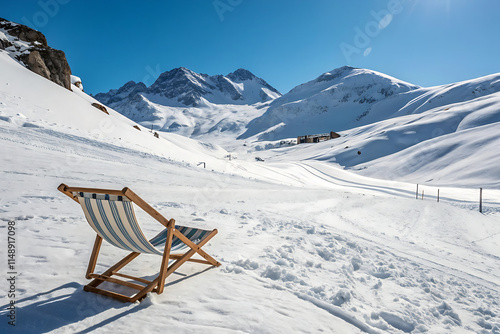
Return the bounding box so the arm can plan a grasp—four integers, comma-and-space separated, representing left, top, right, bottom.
239, 66, 420, 141
94, 67, 281, 144
233, 67, 500, 188
239, 66, 500, 142
1, 40, 500, 334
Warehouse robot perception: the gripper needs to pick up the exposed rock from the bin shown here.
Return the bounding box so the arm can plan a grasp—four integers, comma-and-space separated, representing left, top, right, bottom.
0, 17, 72, 90
0, 37, 12, 49
20, 49, 71, 89
133, 125, 141, 131
91, 103, 108, 115
25, 51, 51, 79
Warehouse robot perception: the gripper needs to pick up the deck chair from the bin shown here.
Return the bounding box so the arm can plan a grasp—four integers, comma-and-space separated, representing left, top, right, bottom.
57, 183, 220, 303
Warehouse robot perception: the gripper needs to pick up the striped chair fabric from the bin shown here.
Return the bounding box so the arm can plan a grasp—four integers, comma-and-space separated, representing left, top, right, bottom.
74, 192, 211, 255
150, 226, 212, 252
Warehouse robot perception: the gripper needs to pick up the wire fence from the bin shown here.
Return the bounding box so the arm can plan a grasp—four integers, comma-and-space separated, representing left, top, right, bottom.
414, 184, 500, 214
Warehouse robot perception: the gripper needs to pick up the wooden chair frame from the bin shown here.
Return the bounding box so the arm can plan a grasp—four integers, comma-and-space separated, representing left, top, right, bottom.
57, 183, 220, 303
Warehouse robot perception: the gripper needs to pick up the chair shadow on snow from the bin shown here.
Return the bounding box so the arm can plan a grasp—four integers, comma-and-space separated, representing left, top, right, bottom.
0, 267, 213, 333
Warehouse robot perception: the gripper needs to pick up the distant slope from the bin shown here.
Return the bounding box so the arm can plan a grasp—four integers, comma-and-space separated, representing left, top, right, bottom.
239, 66, 420, 140
239, 66, 500, 143
256, 83, 500, 188
94, 68, 282, 144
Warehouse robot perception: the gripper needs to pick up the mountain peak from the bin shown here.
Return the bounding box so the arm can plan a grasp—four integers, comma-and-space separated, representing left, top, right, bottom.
317, 66, 356, 81
227, 68, 256, 81
121, 80, 141, 89
174, 66, 194, 74
156, 67, 197, 81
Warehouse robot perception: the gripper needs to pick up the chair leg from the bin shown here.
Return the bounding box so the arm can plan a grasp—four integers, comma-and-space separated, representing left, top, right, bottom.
165, 248, 198, 277
130, 278, 161, 302
86, 235, 102, 279
84, 251, 152, 302
194, 247, 221, 267
157, 220, 175, 294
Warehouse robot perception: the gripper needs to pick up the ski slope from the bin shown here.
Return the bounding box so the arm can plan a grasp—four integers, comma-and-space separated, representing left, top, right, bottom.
236, 67, 500, 189
1, 51, 500, 333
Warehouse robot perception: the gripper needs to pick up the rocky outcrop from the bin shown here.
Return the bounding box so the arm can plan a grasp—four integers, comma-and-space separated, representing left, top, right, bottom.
91, 103, 109, 115
0, 18, 72, 90
22, 49, 71, 89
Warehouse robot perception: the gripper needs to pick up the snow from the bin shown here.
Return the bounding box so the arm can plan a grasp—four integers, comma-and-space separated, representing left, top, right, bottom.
71, 75, 83, 91
1, 51, 500, 333
234, 68, 500, 188
246, 89, 500, 188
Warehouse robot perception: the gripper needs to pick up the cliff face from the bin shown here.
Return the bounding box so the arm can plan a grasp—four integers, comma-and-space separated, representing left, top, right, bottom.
0, 17, 72, 90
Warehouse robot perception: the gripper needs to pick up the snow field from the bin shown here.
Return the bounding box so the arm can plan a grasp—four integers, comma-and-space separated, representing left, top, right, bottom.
1, 48, 500, 333
1, 127, 499, 333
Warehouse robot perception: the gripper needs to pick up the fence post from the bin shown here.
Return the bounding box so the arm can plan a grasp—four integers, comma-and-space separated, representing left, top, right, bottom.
437, 189, 440, 203
479, 187, 483, 213
422, 190, 424, 200
416, 184, 419, 199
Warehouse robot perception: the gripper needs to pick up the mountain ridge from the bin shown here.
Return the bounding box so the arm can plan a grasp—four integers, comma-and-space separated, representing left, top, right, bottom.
95, 67, 281, 107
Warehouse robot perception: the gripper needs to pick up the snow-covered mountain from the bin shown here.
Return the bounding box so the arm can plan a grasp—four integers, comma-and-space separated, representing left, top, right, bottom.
239, 66, 420, 140
239, 66, 500, 142
94, 67, 281, 144
96, 67, 280, 107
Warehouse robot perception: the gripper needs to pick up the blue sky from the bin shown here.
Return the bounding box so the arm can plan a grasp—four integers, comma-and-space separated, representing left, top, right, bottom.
2, 0, 500, 95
